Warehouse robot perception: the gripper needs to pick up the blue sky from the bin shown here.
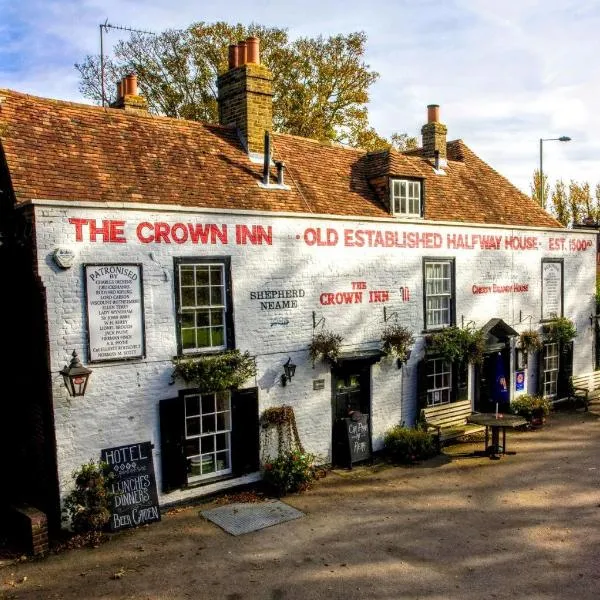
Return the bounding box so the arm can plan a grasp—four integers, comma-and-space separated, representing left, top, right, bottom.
1, 0, 598, 195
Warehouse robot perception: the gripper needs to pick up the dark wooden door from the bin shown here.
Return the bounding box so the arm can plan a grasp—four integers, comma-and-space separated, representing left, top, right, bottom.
331, 363, 370, 465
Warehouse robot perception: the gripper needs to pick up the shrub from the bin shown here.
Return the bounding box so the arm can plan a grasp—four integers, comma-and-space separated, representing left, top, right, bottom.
510, 394, 551, 421
543, 317, 577, 345
263, 449, 317, 496
62, 460, 114, 533
428, 325, 485, 366
384, 426, 437, 463
172, 350, 257, 392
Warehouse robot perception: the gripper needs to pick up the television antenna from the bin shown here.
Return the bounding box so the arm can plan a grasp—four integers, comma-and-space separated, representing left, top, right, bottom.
99, 19, 155, 107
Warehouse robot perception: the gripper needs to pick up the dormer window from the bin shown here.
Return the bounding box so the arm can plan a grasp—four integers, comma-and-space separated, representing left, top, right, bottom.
391, 179, 422, 217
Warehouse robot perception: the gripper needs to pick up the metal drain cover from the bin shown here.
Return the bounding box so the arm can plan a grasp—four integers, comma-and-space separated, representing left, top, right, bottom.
201, 500, 304, 536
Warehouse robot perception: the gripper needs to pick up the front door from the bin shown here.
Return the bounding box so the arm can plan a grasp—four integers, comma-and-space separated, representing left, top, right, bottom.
476, 349, 510, 413
331, 363, 371, 466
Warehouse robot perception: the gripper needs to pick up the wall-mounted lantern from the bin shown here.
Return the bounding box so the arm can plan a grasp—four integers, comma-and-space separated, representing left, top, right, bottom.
281, 357, 297, 386
60, 350, 92, 397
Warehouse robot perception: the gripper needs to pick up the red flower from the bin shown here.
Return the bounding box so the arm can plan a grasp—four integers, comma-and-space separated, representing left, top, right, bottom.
264, 463, 272, 471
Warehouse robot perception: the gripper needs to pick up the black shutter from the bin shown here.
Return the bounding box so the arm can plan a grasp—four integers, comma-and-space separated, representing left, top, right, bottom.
231, 387, 259, 475
557, 341, 574, 399
537, 345, 548, 396
417, 359, 428, 410
159, 397, 187, 493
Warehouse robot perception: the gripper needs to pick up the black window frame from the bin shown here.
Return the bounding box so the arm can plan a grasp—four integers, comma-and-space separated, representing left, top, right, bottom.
173, 256, 235, 357
422, 257, 456, 331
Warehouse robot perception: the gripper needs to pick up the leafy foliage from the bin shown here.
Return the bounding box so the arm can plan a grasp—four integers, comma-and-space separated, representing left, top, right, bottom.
309, 330, 343, 364
172, 350, 256, 392
383, 426, 437, 463
428, 325, 485, 365
76, 22, 408, 150
381, 324, 414, 361
510, 394, 551, 421
260, 405, 304, 458
262, 449, 318, 496
62, 461, 114, 533
518, 329, 543, 353
543, 316, 577, 344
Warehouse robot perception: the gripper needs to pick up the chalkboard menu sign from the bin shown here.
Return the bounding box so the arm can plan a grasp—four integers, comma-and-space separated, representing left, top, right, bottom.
344, 413, 371, 467
101, 441, 160, 531
85, 264, 145, 362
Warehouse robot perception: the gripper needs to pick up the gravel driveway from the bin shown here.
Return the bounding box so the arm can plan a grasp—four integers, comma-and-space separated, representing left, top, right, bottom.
2, 406, 599, 600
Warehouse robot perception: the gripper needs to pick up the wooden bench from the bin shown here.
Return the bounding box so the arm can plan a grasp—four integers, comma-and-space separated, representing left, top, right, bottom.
552, 372, 599, 411
419, 400, 486, 450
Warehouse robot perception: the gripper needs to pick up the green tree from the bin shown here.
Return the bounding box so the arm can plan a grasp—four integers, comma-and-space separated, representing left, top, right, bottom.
568, 180, 589, 226
76, 23, 402, 150
530, 168, 550, 207
550, 179, 570, 226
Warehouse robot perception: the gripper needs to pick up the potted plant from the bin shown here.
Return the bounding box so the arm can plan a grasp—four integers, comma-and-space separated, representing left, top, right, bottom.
309, 330, 343, 365
543, 316, 577, 345
510, 394, 551, 427
381, 324, 414, 365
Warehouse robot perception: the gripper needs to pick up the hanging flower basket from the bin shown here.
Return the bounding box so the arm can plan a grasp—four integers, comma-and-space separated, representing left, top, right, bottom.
381, 324, 414, 363
308, 330, 343, 365
427, 325, 485, 365
518, 330, 543, 354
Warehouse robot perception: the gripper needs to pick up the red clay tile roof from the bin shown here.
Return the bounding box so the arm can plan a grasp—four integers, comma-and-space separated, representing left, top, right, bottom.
0, 89, 561, 228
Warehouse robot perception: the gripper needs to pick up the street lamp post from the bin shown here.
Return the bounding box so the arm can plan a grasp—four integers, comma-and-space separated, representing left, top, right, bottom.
539, 136, 571, 207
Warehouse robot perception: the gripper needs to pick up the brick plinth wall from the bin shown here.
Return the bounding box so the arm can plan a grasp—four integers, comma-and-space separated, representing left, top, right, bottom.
9, 505, 49, 556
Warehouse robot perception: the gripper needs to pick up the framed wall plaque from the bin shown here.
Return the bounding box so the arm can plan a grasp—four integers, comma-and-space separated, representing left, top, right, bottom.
84, 264, 146, 362
541, 259, 563, 321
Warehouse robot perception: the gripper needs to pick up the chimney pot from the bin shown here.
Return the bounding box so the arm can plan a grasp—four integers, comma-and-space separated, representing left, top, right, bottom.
246, 37, 260, 64
237, 41, 247, 66
124, 73, 138, 96
116, 80, 124, 101
228, 44, 239, 69
427, 104, 440, 123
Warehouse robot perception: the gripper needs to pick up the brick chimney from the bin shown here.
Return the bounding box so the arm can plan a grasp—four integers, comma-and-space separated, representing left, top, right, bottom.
110, 74, 148, 112
421, 104, 447, 164
217, 37, 274, 155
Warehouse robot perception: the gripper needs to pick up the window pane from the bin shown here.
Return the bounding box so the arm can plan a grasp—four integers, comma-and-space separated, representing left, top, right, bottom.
180, 266, 194, 286
210, 267, 223, 286
201, 394, 215, 414
186, 417, 200, 437
181, 329, 196, 350
201, 454, 215, 474
202, 414, 215, 433
216, 432, 228, 451
196, 328, 210, 347
211, 327, 225, 347
211, 286, 223, 305
181, 287, 195, 307
200, 436, 215, 453
216, 412, 230, 431
195, 267, 209, 286
185, 439, 200, 458
196, 286, 210, 306
186, 395, 200, 415
196, 310, 210, 327
181, 312, 195, 327
216, 451, 229, 471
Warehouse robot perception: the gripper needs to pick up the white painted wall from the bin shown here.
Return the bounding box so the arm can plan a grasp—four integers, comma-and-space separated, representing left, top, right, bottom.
34, 203, 596, 504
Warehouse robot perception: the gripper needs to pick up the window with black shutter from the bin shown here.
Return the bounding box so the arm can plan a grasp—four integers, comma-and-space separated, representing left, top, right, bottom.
418, 357, 467, 407
159, 387, 259, 492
